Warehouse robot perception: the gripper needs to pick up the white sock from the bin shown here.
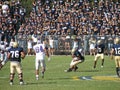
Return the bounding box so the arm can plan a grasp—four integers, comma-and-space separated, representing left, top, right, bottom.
36, 75, 39, 78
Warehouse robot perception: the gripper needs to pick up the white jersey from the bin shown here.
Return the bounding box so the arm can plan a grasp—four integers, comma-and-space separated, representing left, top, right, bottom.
33, 43, 45, 60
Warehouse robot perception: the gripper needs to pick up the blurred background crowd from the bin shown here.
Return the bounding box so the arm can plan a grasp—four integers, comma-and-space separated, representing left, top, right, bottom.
0, 0, 120, 55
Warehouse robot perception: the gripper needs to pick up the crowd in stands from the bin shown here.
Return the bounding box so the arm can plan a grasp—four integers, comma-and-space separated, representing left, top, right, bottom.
21, 0, 120, 37
0, 0, 26, 42
0, 0, 120, 43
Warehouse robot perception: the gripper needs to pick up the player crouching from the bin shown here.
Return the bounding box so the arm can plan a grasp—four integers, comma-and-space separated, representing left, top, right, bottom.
65, 48, 85, 72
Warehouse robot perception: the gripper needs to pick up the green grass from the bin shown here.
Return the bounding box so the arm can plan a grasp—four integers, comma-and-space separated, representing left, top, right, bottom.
0, 55, 120, 90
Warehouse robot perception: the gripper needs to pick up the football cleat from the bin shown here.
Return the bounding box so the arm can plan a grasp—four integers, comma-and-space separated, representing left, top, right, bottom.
41, 72, 44, 78
20, 81, 24, 85
92, 67, 96, 70
36, 75, 39, 80
9, 82, 13, 85
93, 65, 96, 69
101, 65, 104, 68
64, 69, 72, 72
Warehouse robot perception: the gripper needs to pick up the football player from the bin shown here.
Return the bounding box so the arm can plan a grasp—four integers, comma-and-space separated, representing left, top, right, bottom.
93, 40, 105, 68
33, 40, 49, 80
65, 47, 85, 72
7, 42, 25, 85
111, 37, 120, 77
0, 42, 10, 70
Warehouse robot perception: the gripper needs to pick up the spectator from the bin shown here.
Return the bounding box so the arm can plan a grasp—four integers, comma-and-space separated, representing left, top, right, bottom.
49, 36, 55, 56
0, 0, 120, 55
89, 36, 96, 56
27, 38, 33, 56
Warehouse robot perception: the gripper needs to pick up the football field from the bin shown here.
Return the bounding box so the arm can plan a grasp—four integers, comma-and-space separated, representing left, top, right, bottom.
0, 55, 120, 90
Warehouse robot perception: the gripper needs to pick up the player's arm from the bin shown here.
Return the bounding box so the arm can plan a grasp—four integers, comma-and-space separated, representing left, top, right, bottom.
21, 51, 25, 59
44, 47, 49, 58
7, 52, 11, 59
110, 48, 114, 60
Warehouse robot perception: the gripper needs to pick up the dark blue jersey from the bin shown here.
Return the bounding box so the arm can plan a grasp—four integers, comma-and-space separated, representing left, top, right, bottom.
95, 44, 105, 54
8, 47, 24, 62
112, 44, 120, 56
74, 50, 85, 60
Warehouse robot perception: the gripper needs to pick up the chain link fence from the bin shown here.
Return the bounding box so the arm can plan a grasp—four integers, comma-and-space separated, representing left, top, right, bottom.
15, 34, 120, 55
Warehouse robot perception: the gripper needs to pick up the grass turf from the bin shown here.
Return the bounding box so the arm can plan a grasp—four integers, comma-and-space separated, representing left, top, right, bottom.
0, 55, 120, 90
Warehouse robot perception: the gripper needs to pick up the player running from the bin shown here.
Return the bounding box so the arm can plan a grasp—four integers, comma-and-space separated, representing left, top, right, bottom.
111, 37, 120, 77
93, 40, 105, 69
